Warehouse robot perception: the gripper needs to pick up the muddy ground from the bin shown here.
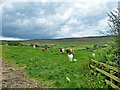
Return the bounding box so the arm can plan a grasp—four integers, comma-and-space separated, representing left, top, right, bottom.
1, 60, 38, 88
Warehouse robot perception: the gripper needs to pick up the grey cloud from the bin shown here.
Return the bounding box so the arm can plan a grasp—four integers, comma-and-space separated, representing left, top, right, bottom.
2, 1, 117, 39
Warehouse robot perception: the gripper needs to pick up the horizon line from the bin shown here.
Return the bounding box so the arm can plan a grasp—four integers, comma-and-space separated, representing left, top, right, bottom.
1, 35, 112, 41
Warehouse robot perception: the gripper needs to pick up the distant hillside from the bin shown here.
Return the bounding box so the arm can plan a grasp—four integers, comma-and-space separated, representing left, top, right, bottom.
1, 36, 112, 46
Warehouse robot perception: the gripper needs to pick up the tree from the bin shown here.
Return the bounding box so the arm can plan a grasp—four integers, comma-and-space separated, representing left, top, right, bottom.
107, 1, 120, 65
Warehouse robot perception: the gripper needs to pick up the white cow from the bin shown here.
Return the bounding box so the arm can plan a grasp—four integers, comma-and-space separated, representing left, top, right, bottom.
68, 53, 73, 62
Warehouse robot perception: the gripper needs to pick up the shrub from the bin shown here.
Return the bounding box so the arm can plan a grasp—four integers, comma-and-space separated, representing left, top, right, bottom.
107, 6, 120, 65
8, 41, 23, 46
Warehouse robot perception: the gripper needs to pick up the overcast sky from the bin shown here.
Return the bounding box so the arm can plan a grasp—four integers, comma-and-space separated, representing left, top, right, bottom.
0, 0, 118, 40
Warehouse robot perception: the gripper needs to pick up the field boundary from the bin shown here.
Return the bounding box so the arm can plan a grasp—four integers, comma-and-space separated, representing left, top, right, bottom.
89, 59, 120, 89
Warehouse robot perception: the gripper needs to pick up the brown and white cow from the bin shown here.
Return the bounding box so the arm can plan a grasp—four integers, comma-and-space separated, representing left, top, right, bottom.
60, 48, 64, 54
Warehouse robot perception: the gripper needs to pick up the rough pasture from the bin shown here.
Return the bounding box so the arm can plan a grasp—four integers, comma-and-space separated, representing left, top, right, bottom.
2, 45, 107, 88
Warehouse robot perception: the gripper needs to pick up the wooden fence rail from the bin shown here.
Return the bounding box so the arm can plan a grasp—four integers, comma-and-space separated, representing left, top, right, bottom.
89, 59, 120, 89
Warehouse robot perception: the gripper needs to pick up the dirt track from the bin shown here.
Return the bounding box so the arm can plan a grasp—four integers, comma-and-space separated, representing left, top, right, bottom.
1, 60, 38, 88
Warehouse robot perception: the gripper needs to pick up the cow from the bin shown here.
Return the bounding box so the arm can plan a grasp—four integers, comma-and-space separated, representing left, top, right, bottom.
33, 45, 36, 48
60, 48, 64, 54
68, 53, 73, 62
42, 48, 47, 53
66, 48, 74, 54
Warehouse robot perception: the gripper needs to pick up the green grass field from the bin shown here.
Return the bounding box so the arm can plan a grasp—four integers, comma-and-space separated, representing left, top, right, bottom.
2, 43, 108, 88
1, 36, 112, 88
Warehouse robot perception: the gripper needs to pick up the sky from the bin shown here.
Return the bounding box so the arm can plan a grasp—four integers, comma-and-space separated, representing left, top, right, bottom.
0, 0, 118, 40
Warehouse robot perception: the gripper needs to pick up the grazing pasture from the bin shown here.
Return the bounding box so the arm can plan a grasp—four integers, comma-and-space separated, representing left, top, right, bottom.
1, 36, 112, 88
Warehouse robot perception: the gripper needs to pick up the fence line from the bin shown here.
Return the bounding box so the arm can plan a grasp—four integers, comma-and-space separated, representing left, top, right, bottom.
90, 59, 120, 89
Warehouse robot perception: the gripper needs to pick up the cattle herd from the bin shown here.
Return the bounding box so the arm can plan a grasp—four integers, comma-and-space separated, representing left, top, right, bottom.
42, 48, 74, 54
41, 47, 75, 62
39, 46, 95, 62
